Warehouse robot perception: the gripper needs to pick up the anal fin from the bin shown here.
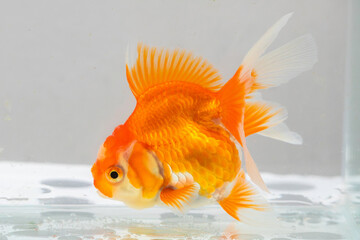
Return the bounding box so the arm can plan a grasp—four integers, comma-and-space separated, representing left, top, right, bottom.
160, 183, 199, 210
239, 127, 269, 192
218, 170, 268, 222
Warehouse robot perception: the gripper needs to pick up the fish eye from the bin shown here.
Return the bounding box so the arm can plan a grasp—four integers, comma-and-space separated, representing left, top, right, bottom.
106, 166, 124, 183
110, 171, 118, 179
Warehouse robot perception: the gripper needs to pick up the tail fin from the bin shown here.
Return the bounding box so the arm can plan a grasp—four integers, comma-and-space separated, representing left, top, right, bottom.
249, 34, 318, 93
218, 170, 269, 222
244, 101, 303, 144
217, 13, 317, 191
239, 12, 294, 82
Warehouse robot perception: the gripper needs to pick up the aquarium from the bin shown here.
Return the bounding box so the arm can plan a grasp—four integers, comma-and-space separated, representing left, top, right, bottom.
0, 0, 358, 239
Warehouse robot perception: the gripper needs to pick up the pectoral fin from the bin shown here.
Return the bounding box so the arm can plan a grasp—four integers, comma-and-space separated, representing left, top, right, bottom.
160, 183, 199, 210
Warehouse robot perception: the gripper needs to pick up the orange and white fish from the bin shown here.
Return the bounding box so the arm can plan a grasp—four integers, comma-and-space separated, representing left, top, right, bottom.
91, 13, 317, 221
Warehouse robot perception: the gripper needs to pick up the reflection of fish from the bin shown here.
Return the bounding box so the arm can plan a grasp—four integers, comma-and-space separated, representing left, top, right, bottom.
218, 223, 239, 240
91, 13, 317, 221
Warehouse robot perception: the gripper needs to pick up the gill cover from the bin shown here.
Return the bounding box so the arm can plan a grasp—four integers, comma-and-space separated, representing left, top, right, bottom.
127, 142, 164, 199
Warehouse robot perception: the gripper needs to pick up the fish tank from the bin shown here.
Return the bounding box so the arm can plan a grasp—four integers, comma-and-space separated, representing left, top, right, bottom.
0, 0, 359, 239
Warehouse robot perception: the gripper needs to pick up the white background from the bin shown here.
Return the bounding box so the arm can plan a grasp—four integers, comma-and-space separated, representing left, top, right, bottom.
0, 0, 348, 175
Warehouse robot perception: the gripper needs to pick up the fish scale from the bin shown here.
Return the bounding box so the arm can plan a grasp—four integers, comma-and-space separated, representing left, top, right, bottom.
127, 81, 240, 196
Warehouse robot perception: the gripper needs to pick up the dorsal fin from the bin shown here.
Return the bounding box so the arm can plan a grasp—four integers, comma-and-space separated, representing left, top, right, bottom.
125, 43, 222, 98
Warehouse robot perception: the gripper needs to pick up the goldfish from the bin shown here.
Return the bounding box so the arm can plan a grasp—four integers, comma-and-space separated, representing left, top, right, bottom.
91, 13, 317, 221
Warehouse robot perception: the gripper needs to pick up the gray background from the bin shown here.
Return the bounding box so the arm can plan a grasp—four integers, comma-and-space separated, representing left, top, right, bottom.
0, 0, 348, 176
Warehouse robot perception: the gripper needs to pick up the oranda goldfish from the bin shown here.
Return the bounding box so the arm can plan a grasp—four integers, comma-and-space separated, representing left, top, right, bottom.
91, 13, 317, 221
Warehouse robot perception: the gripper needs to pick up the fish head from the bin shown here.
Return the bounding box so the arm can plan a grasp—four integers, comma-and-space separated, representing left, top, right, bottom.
91, 124, 136, 199
91, 124, 160, 208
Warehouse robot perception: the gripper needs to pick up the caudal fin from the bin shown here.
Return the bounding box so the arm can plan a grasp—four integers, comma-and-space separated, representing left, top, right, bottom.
244, 101, 303, 144
217, 13, 317, 191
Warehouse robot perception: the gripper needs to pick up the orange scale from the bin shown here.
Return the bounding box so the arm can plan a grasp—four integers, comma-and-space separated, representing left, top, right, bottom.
191, 159, 201, 170
215, 180, 224, 188
171, 163, 179, 173
214, 164, 223, 173
155, 151, 164, 161
208, 174, 217, 185
207, 186, 215, 194
183, 161, 193, 172
198, 178, 208, 189
207, 162, 216, 172
176, 148, 185, 160
180, 148, 188, 159
199, 167, 207, 176
220, 159, 230, 169
191, 171, 200, 182
197, 136, 208, 145
223, 171, 230, 181
207, 146, 218, 155
210, 162, 221, 172
195, 159, 206, 169
224, 151, 232, 161
207, 138, 218, 148
164, 151, 173, 163
177, 162, 186, 173
214, 154, 223, 164
203, 151, 213, 161
182, 145, 191, 156
170, 150, 178, 161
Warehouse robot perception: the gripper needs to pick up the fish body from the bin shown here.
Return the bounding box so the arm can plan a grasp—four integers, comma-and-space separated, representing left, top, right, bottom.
127, 81, 240, 197
91, 13, 317, 221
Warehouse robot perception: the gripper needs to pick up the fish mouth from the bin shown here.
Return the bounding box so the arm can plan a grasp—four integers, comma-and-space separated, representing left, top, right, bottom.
92, 164, 114, 198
